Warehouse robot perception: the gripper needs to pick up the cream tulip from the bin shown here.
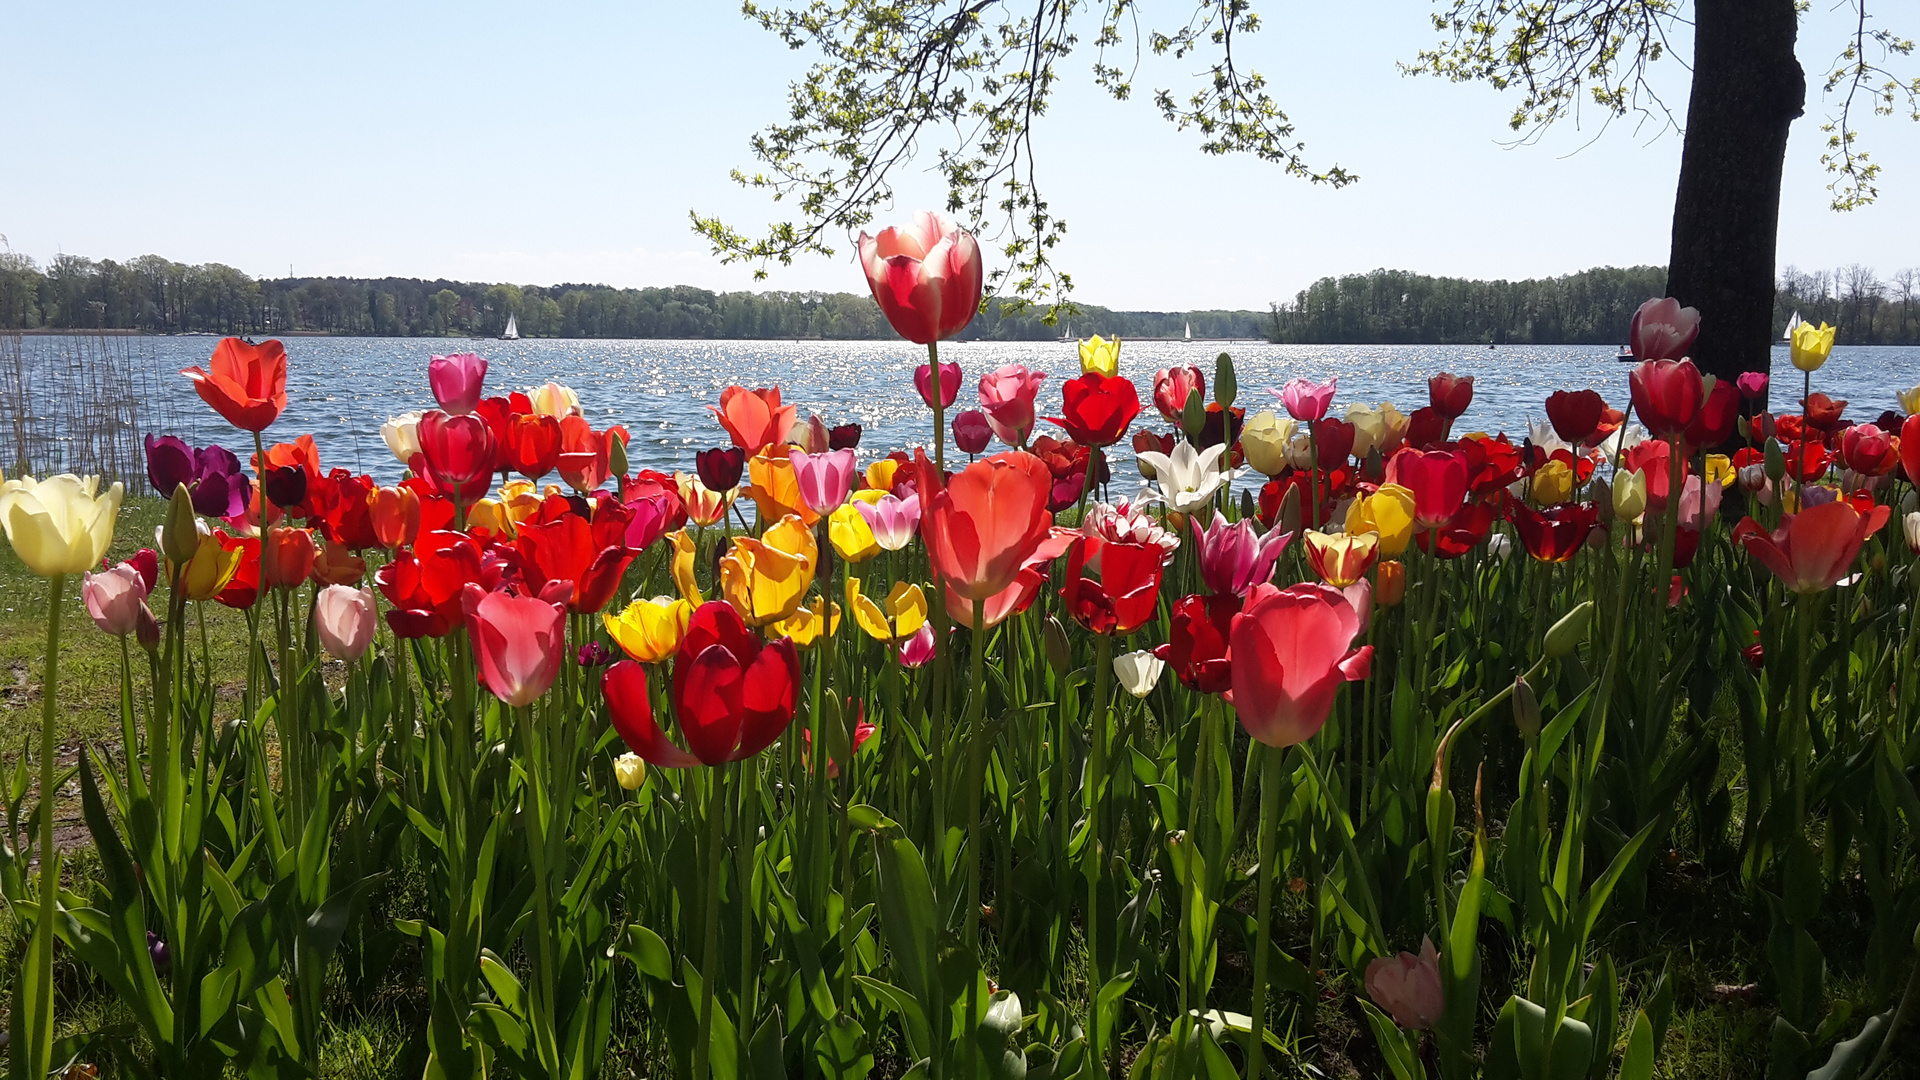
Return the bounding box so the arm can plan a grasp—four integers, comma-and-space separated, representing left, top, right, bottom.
0, 474, 123, 577
1113, 649, 1165, 699
1240, 411, 1296, 477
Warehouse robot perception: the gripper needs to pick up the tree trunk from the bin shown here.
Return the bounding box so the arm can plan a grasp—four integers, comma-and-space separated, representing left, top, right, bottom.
1665, 0, 1805, 382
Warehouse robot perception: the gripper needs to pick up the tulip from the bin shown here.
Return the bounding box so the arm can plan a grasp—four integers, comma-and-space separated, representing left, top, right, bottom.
802, 712, 877, 779
1412, 503, 1496, 560
1683, 379, 1741, 452
1346, 402, 1409, 459
830, 422, 861, 450
467, 588, 566, 707
797, 414, 832, 454
1612, 469, 1649, 521
1544, 389, 1605, 444
516, 506, 636, 614
1676, 475, 1723, 531
0, 474, 123, 577
417, 410, 497, 506
1113, 649, 1164, 698
720, 514, 818, 626
1427, 373, 1474, 421
1062, 536, 1163, 635
915, 360, 963, 410
148, 931, 170, 976
1081, 498, 1178, 562
855, 492, 921, 552
1739, 371, 1771, 403
1240, 411, 1296, 477
1904, 511, 1920, 554
769, 600, 840, 649
656, 602, 802, 765
315, 584, 376, 660
265, 466, 307, 512
1079, 335, 1120, 376
181, 337, 288, 432
979, 364, 1048, 447
1376, 560, 1407, 607
1404, 406, 1447, 449
1629, 297, 1701, 361
952, 410, 993, 455
1510, 503, 1598, 563
83, 563, 148, 637
1152, 366, 1205, 424
848, 578, 929, 642
382, 411, 423, 465
145, 436, 251, 519
1732, 500, 1890, 593
1344, 484, 1417, 556
866, 457, 902, 492
1385, 449, 1468, 530
310, 539, 367, 587
696, 446, 747, 492
1790, 320, 1837, 372
1303, 531, 1379, 587
747, 449, 822, 527
1532, 458, 1574, 506
920, 450, 1054, 601
1049, 372, 1141, 447
1899, 385, 1920, 416
1841, 424, 1899, 477
675, 472, 733, 528
856, 211, 985, 344
898, 623, 936, 667
557, 417, 627, 494
1135, 441, 1232, 515
179, 529, 244, 601
1157, 593, 1238, 694
211, 530, 261, 609
667, 529, 704, 605
790, 448, 859, 515
604, 596, 694, 663
710, 386, 797, 455
828, 501, 882, 562
1190, 511, 1290, 596
529, 381, 582, 419
614, 753, 646, 791
262, 526, 317, 590
376, 530, 484, 638
368, 485, 422, 549
1275, 377, 1337, 422
428, 352, 488, 414
1486, 532, 1513, 560
503, 413, 562, 480
1627, 358, 1704, 439
1800, 392, 1849, 433
1229, 582, 1372, 747
1365, 938, 1445, 1030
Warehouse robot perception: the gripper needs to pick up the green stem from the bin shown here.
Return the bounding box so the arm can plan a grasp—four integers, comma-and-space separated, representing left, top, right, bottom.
693, 765, 729, 1080
928, 339, 946, 475
963, 594, 989, 1077
1792, 590, 1815, 828
1248, 744, 1285, 1080
18, 573, 65, 1080
1088, 633, 1113, 1075
1298, 739, 1386, 955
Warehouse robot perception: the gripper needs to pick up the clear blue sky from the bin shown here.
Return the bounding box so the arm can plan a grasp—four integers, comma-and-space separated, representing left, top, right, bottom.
6, 1, 1914, 312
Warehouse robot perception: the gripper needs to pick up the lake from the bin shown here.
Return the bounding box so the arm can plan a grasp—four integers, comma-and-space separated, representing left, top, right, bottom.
13, 334, 1920, 489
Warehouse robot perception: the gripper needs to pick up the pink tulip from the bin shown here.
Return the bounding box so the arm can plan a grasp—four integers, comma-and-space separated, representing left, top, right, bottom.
428, 352, 489, 415
1228, 582, 1373, 748
83, 563, 149, 637
1732, 500, 1891, 593
1153, 366, 1205, 424
1629, 297, 1701, 361
315, 584, 377, 660
1676, 474, 1722, 530
790, 448, 859, 515
856, 211, 985, 344
952, 410, 993, 455
1365, 938, 1445, 1030
915, 361, 963, 410
1190, 511, 1291, 597
798, 414, 833, 454
467, 588, 567, 707
898, 623, 936, 668
1736, 371, 1770, 402
1275, 377, 1337, 422
978, 364, 1047, 448
856, 493, 921, 551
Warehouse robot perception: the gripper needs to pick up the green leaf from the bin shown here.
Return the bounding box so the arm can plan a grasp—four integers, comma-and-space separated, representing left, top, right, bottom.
1616, 1011, 1655, 1080
1213, 352, 1237, 407
753, 1009, 791, 1080
812, 1014, 874, 1080
1807, 1008, 1891, 1080
621, 924, 673, 981
1358, 1000, 1427, 1080
872, 836, 944, 1019
976, 990, 1028, 1080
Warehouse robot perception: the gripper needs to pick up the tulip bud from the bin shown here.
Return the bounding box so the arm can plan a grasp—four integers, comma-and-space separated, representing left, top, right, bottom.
162, 484, 200, 566
1044, 614, 1071, 678
1544, 601, 1594, 659
1905, 511, 1920, 555
608, 429, 630, 480
1278, 483, 1302, 536
1512, 675, 1541, 741
1182, 387, 1206, 442
1611, 470, 1647, 521
1376, 560, 1406, 607
614, 752, 646, 791
135, 602, 161, 652
1213, 351, 1238, 408
1764, 437, 1785, 483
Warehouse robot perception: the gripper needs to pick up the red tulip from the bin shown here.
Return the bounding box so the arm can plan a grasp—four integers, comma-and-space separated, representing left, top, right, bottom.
1386, 448, 1468, 530
1545, 389, 1605, 444
515, 500, 635, 614
1404, 406, 1447, 449
1509, 503, 1598, 563
1048, 372, 1141, 448
1061, 537, 1163, 635
1732, 500, 1890, 593
428, 352, 489, 415
1628, 359, 1704, 439
474, 395, 525, 473
1316, 418, 1357, 469
369, 485, 423, 549
1782, 440, 1832, 483
1682, 379, 1740, 453
417, 410, 497, 506
1153, 366, 1205, 424
263, 526, 317, 590
505, 413, 562, 480
603, 660, 698, 767
1228, 582, 1372, 748
376, 530, 485, 638
1622, 439, 1686, 511
919, 450, 1055, 602
181, 337, 289, 432
212, 530, 261, 610
1801, 393, 1849, 433
674, 602, 801, 765
710, 387, 797, 455
1428, 373, 1474, 421
1413, 503, 1496, 559
557, 416, 628, 494
1629, 297, 1701, 361
856, 211, 985, 344
468, 588, 566, 707
1154, 593, 1239, 694
1841, 424, 1899, 477
1902, 415, 1920, 481
309, 469, 380, 550
1459, 436, 1524, 495
943, 529, 1076, 629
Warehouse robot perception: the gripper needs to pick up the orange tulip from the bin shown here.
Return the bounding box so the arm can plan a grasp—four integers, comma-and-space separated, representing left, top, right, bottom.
919, 449, 1054, 602
748, 448, 821, 527
310, 538, 368, 586
262, 526, 317, 590
182, 337, 289, 432
368, 485, 421, 550
1732, 500, 1891, 593
710, 387, 797, 454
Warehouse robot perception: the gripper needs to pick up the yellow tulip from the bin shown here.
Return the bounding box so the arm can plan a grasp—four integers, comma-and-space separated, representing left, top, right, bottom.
864, 458, 900, 492
720, 514, 817, 626
1346, 402, 1409, 460
770, 599, 840, 648
847, 577, 929, 642
1079, 335, 1120, 376
1344, 484, 1417, 556
179, 531, 242, 601
604, 596, 694, 663
1790, 321, 1835, 373
1900, 385, 1920, 415
498, 479, 553, 526
667, 529, 704, 605
468, 498, 516, 537
829, 502, 882, 562
1611, 470, 1647, 522
1704, 454, 1735, 489
675, 472, 733, 527
0, 474, 122, 578
1240, 411, 1297, 477
613, 752, 646, 791
1531, 459, 1573, 506
749, 448, 820, 526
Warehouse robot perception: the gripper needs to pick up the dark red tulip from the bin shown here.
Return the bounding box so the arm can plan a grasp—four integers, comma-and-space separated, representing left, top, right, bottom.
1061, 536, 1163, 636
1199, 404, 1246, 453
952, 410, 993, 455
696, 447, 746, 492
829, 423, 862, 450
1682, 380, 1741, 453
1628, 359, 1704, 439
1428, 373, 1474, 421
1800, 393, 1848, 433
1413, 502, 1495, 559
1405, 406, 1447, 449
265, 465, 307, 511
1048, 372, 1141, 448
1544, 389, 1605, 444
1509, 502, 1598, 564
1154, 593, 1239, 694
1315, 418, 1357, 469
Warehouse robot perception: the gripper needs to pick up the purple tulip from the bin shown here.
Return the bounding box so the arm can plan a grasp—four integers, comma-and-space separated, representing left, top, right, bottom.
145, 434, 251, 518
576, 641, 615, 668
952, 409, 993, 455
1190, 511, 1291, 597
829, 423, 862, 451
147, 930, 170, 975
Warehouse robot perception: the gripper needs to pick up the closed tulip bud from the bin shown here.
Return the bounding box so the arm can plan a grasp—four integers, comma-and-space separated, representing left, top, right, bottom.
1182, 387, 1206, 441
135, 601, 161, 652
613, 752, 646, 791
1594, 477, 1615, 524
1544, 601, 1594, 659
1611, 470, 1647, 521
314, 584, 376, 660
1113, 649, 1165, 699
1512, 675, 1541, 741
1239, 488, 1258, 523
1375, 560, 1407, 607
1044, 614, 1071, 677
162, 483, 200, 565
1278, 483, 1302, 536
1904, 511, 1920, 554
608, 429, 629, 479
1764, 437, 1786, 482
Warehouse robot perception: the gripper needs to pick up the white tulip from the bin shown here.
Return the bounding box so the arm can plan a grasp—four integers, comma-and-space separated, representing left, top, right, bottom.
382, 411, 423, 466
1113, 649, 1165, 699
1134, 441, 1233, 515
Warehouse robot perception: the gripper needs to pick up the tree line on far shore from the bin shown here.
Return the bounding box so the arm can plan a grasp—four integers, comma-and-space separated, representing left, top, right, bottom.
2, 250, 1915, 345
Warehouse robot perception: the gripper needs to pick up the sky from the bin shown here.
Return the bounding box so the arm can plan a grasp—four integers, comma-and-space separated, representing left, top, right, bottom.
5, 1, 1916, 312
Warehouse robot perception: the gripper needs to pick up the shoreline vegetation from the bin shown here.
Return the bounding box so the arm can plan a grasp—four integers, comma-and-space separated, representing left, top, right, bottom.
7, 252, 1919, 346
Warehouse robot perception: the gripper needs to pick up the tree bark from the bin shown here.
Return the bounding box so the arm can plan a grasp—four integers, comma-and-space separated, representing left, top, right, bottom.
1665, 0, 1806, 382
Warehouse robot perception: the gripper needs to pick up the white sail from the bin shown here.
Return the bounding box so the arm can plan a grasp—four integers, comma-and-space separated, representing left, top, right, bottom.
1783, 311, 1801, 341
503, 314, 520, 340
1184, 321, 1191, 340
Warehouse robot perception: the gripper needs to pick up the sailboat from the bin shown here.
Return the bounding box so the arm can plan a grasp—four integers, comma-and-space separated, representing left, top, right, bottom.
502, 314, 520, 340
1783, 311, 1801, 341
1183, 321, 1191, 341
